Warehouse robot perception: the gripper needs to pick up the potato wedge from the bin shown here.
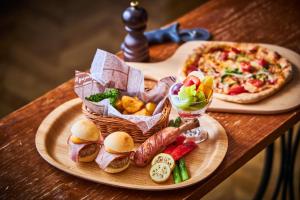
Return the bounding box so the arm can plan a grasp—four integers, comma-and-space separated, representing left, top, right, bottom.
123, 110, 130, 115
121, 96, 144, 113
115, 99, 124, 112
145, 102, 157, 115
134, 108, 151, 116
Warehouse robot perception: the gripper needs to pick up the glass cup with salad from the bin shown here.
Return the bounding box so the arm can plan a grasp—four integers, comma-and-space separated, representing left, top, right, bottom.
169, 71, 213, 143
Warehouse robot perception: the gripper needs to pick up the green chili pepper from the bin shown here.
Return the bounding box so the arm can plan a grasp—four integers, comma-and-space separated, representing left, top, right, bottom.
179, 158, 189, 181
173, 164, 182, 184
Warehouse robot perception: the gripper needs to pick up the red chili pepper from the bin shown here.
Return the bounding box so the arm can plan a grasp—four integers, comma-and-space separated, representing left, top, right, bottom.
163, 144, 177, 154
228, 85, 248, 95
170, 141, 197, 161
176, 135, 186, 145
163, 135, 186, 154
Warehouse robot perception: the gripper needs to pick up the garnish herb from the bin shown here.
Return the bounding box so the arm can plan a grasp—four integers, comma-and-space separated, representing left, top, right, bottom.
85, 88, 120, 106
168, 117, 182, 127
225, 67, 242, 75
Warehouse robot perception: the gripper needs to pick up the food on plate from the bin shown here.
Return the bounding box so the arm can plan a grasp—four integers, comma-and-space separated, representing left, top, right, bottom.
115, 99, 124, 112
172, 164, 182, 184
68, 119, 102, 162
121, 96, 157, 116
151, 153, 175, 170
86, 91, 157, 116
168, 117, 182, 127
149, 163, 171, 183
134, 118, 199, 167
169, 141, 197, 161
86, 88, 120, 107
163, 135, 186, 154
180, 43, 293, 103
169, 74, 213, 112
179, 158, 189, 181
145, 102, 157, 115
121, 96, 144, 113
133, 108, 150, 116
95, 131, 134, 173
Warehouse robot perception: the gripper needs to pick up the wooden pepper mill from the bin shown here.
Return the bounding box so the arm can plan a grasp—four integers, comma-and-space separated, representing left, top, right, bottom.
122, 1, 149, 62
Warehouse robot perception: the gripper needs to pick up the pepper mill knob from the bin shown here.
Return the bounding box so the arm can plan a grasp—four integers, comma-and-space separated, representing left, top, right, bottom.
122, 1, 149, 62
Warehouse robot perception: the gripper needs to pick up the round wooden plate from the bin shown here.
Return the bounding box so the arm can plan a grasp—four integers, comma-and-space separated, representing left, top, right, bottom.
35, 98, 228, 190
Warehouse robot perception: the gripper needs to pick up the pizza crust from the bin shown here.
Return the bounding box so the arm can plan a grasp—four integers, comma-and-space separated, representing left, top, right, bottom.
179, 42, 294, 104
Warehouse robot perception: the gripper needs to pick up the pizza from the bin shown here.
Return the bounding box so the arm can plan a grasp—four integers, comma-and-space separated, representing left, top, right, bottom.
179, 43, 293, 103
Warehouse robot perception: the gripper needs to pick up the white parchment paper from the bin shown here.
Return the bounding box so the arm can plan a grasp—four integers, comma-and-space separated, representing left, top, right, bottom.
74, 49, 175, 133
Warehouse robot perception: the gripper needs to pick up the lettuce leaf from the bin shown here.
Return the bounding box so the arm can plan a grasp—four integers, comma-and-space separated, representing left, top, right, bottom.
178, 85, 197, 100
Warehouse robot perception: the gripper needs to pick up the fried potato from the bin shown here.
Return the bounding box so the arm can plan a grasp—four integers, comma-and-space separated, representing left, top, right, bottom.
145, 102, 157, 115
115, 99, 124, 112
134, 108, 151, 116
123, 110, 130, 115
121, 96, 144, 113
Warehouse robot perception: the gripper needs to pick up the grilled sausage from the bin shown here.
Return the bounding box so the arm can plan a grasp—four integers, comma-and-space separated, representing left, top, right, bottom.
134, 118, 199, 167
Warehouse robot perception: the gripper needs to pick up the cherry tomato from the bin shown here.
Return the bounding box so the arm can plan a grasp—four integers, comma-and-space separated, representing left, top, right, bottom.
228, 85, 248, 95
241, 62, 253, 72
249, 79, 264, 87
183, 75, 201, 88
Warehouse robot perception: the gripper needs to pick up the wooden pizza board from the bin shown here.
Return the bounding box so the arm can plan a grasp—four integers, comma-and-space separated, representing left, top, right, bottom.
35, 98, 228, 190
126, 41, 300, 114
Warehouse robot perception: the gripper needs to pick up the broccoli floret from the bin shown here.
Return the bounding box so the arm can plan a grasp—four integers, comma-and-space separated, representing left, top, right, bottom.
85, 88, 120, 107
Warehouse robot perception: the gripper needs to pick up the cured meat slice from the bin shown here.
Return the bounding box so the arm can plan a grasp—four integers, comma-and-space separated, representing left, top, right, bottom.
95, 146, 126, 169
68, 136, 103, 162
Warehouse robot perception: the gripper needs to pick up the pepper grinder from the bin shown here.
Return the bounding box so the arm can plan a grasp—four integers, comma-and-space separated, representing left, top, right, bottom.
122, 1, 149, 62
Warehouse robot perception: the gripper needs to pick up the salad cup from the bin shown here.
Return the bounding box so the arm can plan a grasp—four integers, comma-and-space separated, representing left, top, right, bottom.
168, 73, 213, 143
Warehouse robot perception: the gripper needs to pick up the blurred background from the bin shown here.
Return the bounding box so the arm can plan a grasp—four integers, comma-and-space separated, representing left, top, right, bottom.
0, 0, 203, 118
0, 0, 299, 199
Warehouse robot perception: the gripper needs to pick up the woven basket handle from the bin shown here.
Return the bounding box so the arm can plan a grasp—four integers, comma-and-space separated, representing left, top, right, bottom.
178, 118, 200, 133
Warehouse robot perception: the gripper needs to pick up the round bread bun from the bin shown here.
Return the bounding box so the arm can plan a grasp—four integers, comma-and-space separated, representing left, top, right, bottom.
104, 161, 130, 173
104, 131, 134, 154
78, 146, 100, 162
71, 119, 100, 142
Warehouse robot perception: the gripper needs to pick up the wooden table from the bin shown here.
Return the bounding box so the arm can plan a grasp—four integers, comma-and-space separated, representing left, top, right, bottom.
1, 0, 300, 199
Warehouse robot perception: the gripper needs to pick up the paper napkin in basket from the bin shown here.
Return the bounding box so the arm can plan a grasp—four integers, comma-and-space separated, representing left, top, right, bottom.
74, 49, 175, 134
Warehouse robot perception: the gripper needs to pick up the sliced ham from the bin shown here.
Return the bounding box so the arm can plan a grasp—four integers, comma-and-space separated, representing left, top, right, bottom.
95, 146, 126, 169
68, 136, 103, 162
69, 142, 89, 162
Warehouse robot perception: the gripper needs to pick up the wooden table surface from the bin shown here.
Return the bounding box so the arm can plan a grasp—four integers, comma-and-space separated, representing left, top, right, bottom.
1, 0, 300, 199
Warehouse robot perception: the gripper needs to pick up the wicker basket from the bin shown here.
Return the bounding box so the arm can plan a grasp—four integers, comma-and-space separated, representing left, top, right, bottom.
82, 99, 171, 143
